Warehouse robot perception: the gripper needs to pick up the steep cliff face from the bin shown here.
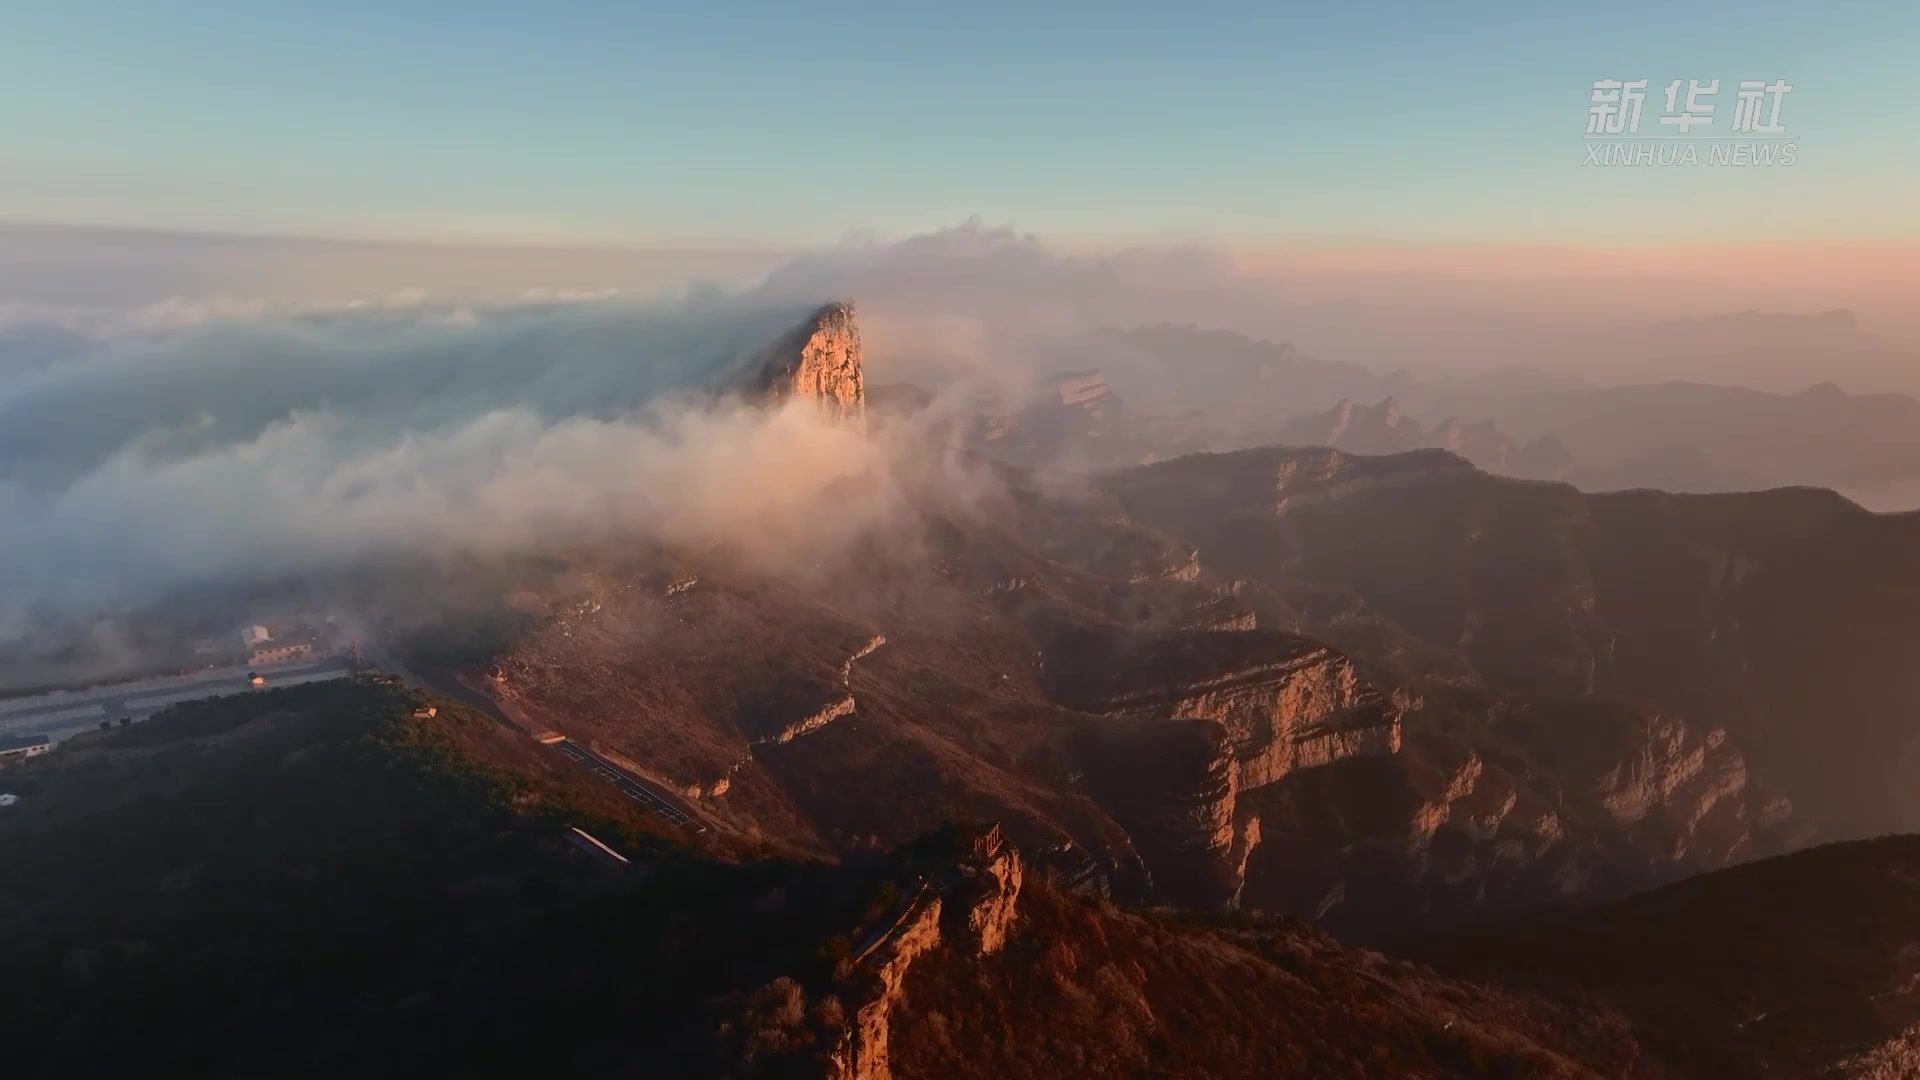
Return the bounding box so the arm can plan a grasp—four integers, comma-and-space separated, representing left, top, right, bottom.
757, 302, 866, 429
1244, 698, 1792, 939
1048, 626, 1404, 907
1046, 626, 1403, 794
829, 887, 942, 1080
827, 827, 1025, 1080
1543, 708, 1776, 864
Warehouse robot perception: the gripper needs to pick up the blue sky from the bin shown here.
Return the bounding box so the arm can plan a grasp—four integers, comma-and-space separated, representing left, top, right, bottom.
2, 0, 1915, 247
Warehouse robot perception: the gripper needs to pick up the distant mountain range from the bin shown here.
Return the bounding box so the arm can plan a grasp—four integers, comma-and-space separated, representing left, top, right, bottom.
1585, 308, 1915, 395
982, 321, 1920, 509
1274, 397, 1575, 481
1408, 377, 1920, 506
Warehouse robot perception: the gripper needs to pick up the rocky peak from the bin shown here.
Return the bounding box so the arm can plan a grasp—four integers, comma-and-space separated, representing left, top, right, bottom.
1284, 397, 1423, 455
953, 824, 1023, 956
755, 301, 866, 429
826, 825, 1027, 1080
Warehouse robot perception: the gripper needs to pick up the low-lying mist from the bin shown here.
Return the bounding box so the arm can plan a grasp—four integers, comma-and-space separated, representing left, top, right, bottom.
0, 294, 989, 681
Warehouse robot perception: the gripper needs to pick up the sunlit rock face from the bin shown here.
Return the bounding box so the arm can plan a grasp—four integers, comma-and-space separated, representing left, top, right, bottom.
756, 301, 866, 429
825, 826, 1024, 1080
1047, 626, 1405, 908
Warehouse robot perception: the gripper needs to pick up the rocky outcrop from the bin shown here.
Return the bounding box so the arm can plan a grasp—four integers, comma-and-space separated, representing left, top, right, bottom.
756, 693, 856, 747
828, 827, 1027, 1080
756, 301, 866, 429
1220, 686, 1806, 937
840, 634, 887, 680
754, 635, 888, 748
830, 885, 943, 1080
1537, 708, 1787, 867
954, 825, 1023, 955
1050, 629, 1403, 794
1279, 397, 1424, 455
1049, 627, 1404, 908
1231, 658, 1403, 789
1594, 719, 1740, 826
1429, 420, 1574, 482
1178, 581, 1259, 632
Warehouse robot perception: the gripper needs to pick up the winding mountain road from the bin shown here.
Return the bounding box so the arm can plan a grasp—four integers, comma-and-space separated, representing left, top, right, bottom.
352, 630, 706, 833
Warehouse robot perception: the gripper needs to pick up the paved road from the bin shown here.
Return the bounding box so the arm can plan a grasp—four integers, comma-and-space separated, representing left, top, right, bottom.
0, 658, 354, 744
348, 626, 705, 833
554, 740, 700, 830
